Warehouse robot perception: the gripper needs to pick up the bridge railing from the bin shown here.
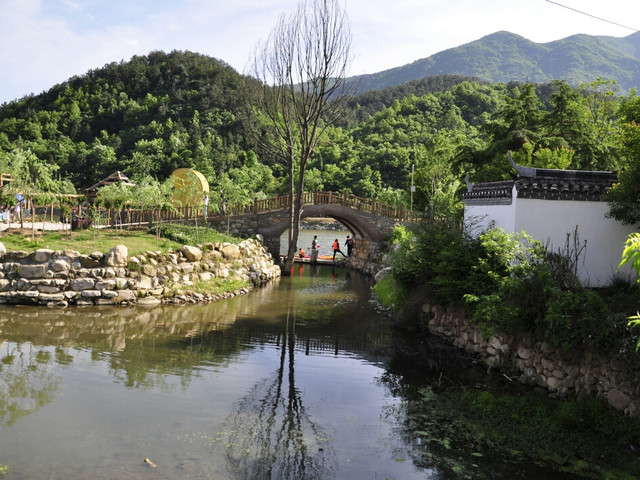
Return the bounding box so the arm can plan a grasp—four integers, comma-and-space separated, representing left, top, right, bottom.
239, 190, 421, 222
68, 190, 421, 228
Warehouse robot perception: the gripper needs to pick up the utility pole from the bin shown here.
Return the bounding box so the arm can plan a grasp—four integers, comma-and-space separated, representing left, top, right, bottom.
410, 163, 415, 213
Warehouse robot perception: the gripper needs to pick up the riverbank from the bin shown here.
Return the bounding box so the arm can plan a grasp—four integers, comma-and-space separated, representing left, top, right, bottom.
0, 237, 281, 307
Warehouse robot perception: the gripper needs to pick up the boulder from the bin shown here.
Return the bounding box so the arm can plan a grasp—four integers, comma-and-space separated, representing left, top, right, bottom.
31, 249, 54, 263
19, 264, 47, 279
104, 245, 128, 267
137, 297, 161, 306
50, 259, 71, 273
181, 245, 202, 262
220, 244, 240, 260
71, 277, 96, 291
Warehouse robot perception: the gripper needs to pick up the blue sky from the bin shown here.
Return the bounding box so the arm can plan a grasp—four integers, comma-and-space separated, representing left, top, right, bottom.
1, 0, 639, 105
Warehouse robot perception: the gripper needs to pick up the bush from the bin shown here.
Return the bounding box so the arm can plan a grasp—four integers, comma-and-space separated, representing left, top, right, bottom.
389, 221, 486, 305
154, 223, 237, 246
390, 222, 638, 353
372, 275, 406, 311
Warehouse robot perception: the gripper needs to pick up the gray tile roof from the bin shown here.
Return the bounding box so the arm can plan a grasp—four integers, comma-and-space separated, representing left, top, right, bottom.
462, 156, 617, 204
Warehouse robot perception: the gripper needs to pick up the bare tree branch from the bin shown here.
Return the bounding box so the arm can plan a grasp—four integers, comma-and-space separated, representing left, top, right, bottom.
246, 0, 355, 272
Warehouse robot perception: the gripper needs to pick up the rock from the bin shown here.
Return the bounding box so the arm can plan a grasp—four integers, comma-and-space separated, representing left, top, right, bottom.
104, 245, 128, 267
220, 244, 240, 260
141, 264, 157, 276
137, 297, 161, 306
0, 242, 5, 258
6, 250, 29, 260
71, 277, 96, 291
607, 389, 630, 412
37, 285, 61, 294
19, 264, 47, 279
115, 290, 137, 303
62, 250, 81, 259
31, 249, 54, 263
95, 280, 117, 290
79, 255, 102, 268
137, 276, 153, 289
517, 345, 533, 360
80, 290, 102, 298
181, 245, 203, 262
50, 259, 71, 273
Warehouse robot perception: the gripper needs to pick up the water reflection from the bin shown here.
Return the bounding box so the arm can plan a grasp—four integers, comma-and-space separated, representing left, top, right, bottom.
0, 267, 408, 480
0, 342, 62, 425
217, 282, 336, 479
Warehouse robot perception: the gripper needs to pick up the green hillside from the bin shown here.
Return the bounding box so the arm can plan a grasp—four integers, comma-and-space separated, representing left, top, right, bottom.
0, 49, 632, 218
0, 50, 262, 189
350, 31, 640, 94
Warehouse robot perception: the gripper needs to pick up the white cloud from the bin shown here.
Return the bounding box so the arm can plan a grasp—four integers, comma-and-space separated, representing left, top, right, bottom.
0, 0, 639, 103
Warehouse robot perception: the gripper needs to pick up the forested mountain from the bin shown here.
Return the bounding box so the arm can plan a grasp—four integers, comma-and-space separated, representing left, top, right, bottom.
0, 50, 262, 189
0, 49, 632, 217
349, 31, 640, 94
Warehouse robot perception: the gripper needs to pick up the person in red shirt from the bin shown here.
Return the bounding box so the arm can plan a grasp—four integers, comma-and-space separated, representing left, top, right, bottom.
332, 238, 346, 262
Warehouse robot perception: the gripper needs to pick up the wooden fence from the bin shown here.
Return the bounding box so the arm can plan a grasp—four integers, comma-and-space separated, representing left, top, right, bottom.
238, 190, 421, 222
14, 190, 420, 229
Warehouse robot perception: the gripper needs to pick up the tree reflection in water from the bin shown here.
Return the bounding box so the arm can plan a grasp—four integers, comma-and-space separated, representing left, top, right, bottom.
0, 342, 64, 426
216, 282, 336, 480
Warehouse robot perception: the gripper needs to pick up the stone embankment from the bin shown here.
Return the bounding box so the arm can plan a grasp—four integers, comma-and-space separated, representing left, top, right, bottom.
421, 302, 640, 417
0, 238, 281, 307
300, 218, 347, 231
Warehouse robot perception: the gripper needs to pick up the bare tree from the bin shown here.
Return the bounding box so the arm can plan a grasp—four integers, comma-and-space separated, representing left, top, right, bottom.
247, 0, 355, 272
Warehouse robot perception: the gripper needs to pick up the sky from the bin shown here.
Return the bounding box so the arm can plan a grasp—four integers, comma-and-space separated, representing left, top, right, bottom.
1, 0, 640, 105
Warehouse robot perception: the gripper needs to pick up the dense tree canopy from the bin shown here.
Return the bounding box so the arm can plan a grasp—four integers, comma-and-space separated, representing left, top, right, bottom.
0, 50, 636, 221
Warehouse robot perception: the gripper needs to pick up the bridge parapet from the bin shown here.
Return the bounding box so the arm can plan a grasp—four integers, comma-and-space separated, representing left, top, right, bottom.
204, 191, 418, 270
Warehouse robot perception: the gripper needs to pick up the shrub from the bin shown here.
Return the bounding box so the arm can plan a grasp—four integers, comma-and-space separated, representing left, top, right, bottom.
390, 221, 637, 353
372, 275, 406, 311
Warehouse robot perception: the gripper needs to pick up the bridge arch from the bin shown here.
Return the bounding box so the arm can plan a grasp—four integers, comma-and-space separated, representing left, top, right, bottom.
259, 204, 388, 244
204, 191, 417, 272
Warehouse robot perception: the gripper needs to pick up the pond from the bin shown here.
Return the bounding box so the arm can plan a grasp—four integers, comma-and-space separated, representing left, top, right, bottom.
0, 264, 423, 480
0, 258, 619, 479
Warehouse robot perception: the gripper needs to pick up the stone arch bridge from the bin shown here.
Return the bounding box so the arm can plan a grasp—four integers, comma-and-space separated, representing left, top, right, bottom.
205, 191, 419, 270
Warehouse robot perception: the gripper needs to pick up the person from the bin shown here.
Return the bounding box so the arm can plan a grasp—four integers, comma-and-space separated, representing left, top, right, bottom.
2, 206, 10, 225
345, 235, 354, 256
299, 248, 306, 258
13, 202, 21, 224
310, 235, 319, 263
203, 193, 209, 217
220, 190, 226, 215
332, 238, 346, 262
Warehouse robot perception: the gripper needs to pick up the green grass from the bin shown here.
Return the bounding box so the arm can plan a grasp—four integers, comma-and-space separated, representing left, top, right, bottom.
0, 224, 241, 256
195, 277, 251, 295
0, 229, 182, 256
373, 275, 406, 311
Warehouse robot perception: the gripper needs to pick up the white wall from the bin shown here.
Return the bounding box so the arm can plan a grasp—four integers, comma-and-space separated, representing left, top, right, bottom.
513, 198, 636, 287
463, 186, 517, 236
463, 194, 637, 287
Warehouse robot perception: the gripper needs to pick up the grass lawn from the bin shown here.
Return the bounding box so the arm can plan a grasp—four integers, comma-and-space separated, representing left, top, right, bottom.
0, 225, 239, 256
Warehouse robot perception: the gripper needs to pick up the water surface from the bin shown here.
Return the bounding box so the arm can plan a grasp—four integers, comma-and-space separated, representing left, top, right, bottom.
0, 266, 421, 480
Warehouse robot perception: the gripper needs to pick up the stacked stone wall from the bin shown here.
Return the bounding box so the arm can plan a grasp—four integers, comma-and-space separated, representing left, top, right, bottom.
0, 238, 281, 308
421, 302, 640, 416
345, 238, 388, 276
